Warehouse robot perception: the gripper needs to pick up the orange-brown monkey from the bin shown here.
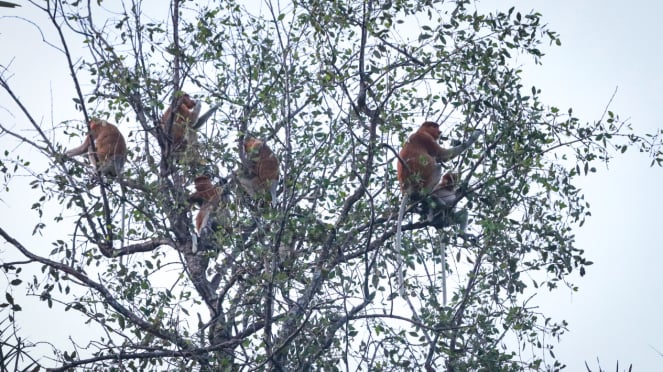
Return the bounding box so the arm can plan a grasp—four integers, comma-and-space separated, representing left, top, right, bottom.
395, 122, 481, 295
397, 122, 481, 195
161, 93, 202, 155
65, 118, 127, 178
189, 175, 229, 253
66, 119, 128, 247
189, 175, 224, 235
237, 138, 279, 206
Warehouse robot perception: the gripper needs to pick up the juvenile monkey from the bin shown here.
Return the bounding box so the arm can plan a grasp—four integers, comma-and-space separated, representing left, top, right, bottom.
65, 119, 127, 178
237, 138, 279, 206
161, 93, 202, 157
433, 172, 461, 205
189, 175, 230, 253
395, 121, 481, 295
426, 172, 469, 230
189, 175, 225, 235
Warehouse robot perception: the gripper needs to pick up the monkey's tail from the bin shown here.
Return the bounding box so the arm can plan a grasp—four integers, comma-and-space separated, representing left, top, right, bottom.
121, 183, 127, 245
270, 179, 278, 209
396, 194, 409, 297
191, 232, 198, 254
437, 231, 448, 306
119, 180, 127, 265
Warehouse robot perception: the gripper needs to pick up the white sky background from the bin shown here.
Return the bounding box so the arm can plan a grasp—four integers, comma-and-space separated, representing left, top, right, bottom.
486, 1, 663, 370
0, 0, 662, 370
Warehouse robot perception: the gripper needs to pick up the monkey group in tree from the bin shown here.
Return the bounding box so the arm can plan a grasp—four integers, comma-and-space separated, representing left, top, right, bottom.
236, 137, 280, 207
395, 121, 482, 295
397, 122, 480, 197
65, 92, 202, 180
396, 121, 481, 224
186, 137, 280, 252
65, 118, 127, 179
64, 90, 283, 254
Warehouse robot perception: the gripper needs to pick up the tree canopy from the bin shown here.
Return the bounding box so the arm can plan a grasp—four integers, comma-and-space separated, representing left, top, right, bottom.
1, 0, 661, 371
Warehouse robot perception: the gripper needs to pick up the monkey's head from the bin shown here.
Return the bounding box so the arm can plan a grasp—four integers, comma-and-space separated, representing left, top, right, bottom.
244, 138, 267, 161
193, 175, 214, 192
244, 138, 262, 151
189, 175, 219, 205
419, 121, 441, 140
438, 172, 460, 191
180, 94, 197, 109
88, 118, 109, 134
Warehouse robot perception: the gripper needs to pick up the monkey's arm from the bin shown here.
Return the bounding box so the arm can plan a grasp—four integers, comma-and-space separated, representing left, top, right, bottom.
64, 136, 91, 157
188, 101, 202, 125
192, 104, 220, 129
188, 191, 207, 206
436, 129, 483, 162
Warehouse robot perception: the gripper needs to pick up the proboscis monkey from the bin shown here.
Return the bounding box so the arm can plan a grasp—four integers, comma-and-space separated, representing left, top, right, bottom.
161, 93, 202, 156
65, 118, 128, 249
434, 172, 460, 204
189, 175, 229, 253
65, 119, 127, 178
397, 122, 481, 195
427, 172, 469, 230
237, 138, 279, 207
395, 121, 482, 296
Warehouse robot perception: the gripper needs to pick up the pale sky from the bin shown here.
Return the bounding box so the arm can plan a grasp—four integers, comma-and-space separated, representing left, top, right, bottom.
487, 0, 663, 370
1, 0, 662, 370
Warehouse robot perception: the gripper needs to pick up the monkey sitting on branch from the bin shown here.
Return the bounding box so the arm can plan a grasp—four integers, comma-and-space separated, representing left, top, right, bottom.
236, 137, 279, 208
65, 118, 127, 181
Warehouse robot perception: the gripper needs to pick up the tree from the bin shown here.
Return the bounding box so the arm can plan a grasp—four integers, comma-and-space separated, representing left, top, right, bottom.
1, 0, 661, 370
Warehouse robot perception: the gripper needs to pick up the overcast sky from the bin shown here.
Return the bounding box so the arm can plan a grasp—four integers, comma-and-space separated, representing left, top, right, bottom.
484, 0, 663, 369
1, 0, 662, 370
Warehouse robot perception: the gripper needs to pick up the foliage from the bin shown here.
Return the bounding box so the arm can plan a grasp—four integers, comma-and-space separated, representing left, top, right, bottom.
0, 0, 661, 370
